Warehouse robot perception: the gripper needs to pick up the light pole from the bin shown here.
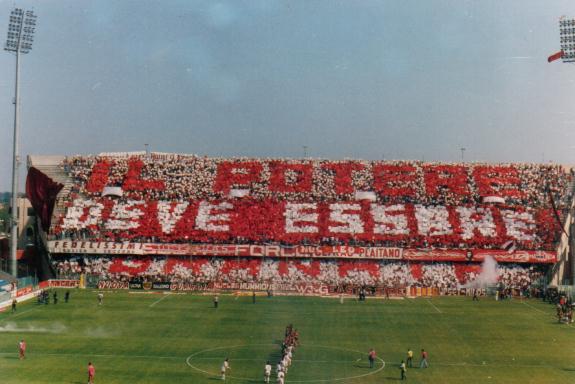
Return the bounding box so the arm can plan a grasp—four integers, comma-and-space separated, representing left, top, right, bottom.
460, 147, 466, 162
4, 8, 37, 277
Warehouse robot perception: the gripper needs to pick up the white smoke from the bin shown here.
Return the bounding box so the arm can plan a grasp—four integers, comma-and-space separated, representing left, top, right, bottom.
461, 255, 499, 289
84, 326, 120, 338
0, 322, 67, 334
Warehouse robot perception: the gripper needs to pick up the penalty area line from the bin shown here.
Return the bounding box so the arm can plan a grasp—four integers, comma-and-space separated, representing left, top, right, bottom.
521, 301, 548, 315
426, 299, 442, 314
149, 294, 171, 308
520, 301, 572, 327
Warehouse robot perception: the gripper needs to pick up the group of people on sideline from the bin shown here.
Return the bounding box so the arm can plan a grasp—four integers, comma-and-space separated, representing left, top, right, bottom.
369, 347, 429, 380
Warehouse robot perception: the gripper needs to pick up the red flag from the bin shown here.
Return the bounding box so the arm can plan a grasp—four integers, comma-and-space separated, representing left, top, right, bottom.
547, 50, 564, 63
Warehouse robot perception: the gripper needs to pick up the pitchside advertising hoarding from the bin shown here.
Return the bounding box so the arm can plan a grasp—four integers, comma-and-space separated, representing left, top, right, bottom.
97, 280, 329, 295
47, 240, 555, 263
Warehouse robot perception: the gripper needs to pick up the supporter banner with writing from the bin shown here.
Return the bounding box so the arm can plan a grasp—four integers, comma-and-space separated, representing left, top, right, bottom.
48, 241, 402, 259
16, 286, 33, 298
48, 279, 80, 288
98, 280, 129, 290
49, 241, 145, 255
402, 249, 555, 263
48, 240, 555, 263
38, 279, 80, 289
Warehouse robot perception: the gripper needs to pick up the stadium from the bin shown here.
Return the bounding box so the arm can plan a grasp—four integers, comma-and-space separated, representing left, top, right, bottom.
2, 3, 575, 384
1, 153, 574, 383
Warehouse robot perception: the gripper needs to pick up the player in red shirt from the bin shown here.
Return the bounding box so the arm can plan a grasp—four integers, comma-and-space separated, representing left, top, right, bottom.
368, 348, 376, 368
420, 349, 429, 368
88, 362, 95, 384
18, 340, 26, 360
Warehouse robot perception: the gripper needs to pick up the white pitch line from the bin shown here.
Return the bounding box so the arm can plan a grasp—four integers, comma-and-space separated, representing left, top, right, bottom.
521, 301, 548, 315
191, 357, 367, 364
0, 351, 179, 359
426, 299, 442, 314
520, 301, 572, 327
149, 294, 170, 308
1, 307, 38, 320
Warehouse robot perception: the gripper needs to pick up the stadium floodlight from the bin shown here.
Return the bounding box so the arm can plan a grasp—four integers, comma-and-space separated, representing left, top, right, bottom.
549, 16, 575, 63
559, 17, 575, 62
4, 8, 37, 277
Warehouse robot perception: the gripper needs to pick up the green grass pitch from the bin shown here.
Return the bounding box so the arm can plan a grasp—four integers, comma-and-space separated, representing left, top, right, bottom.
1, 290, 574, 383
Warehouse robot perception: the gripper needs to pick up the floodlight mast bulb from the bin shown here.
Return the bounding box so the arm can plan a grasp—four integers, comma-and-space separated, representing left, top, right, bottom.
4, 8, 37, 277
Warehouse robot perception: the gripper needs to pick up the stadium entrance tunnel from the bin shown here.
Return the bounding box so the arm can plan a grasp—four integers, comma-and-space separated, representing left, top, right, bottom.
186, 343, 385, 382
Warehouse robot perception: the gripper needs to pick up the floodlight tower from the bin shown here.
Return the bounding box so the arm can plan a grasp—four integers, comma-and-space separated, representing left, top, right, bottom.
4, 8, 37, 277
549, 16, 575, 286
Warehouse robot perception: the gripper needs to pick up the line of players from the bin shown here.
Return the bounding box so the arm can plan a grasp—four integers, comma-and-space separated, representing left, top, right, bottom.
267, 324, 299, 384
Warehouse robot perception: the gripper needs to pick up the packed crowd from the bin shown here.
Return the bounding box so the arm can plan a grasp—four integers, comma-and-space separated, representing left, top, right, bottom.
53, 256, 544, 290
48, 154, 573, 251
62, 154, 572, 207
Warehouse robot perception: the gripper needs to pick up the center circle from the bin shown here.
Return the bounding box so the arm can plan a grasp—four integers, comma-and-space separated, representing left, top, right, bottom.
185, 343, 385, 383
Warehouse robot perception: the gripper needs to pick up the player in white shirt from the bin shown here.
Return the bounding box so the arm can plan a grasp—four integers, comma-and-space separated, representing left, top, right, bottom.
276, 369, 285, 384
221, 358, 230, 380
264, 361, 272, 383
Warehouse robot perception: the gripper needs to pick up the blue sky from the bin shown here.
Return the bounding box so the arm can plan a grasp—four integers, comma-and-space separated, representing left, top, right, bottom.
0, 0, 574, 191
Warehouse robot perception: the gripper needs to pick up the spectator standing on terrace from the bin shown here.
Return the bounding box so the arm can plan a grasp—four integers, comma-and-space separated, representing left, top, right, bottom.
87, 362, 95, 384
221, 358, 230, 380
368, 348, 376, 368
420, 349, 429, 368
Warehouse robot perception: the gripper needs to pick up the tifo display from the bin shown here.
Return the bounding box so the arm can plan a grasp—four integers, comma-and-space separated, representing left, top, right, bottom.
46, 155, 571, 254
22, 153, 573, 295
